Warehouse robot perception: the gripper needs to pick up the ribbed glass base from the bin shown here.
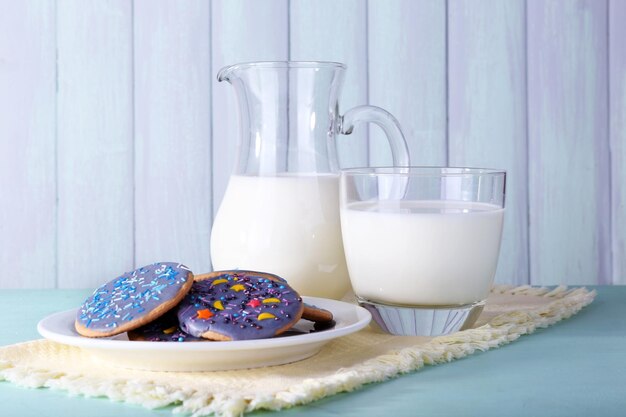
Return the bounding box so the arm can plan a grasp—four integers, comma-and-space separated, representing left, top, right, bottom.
358, 297, 485, 336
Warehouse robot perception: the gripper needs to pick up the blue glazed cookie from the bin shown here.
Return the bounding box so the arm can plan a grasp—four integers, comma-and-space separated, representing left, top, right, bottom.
127, 311, 204, 342
177, 270, 304, 341
75, 262, 194, 338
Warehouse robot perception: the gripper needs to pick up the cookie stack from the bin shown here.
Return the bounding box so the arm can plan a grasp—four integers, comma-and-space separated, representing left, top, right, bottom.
75, 263, 333, 342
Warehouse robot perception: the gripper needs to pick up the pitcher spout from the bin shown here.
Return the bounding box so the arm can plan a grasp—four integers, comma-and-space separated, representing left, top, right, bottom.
217, 64, 238, 83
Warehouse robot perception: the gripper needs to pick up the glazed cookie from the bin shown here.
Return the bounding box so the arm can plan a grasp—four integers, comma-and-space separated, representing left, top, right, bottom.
302, 303, 334, 323
192, 270, 286, 283
177, 270, 304, 341
75, 262, 194, 338
127, 311, 204, 342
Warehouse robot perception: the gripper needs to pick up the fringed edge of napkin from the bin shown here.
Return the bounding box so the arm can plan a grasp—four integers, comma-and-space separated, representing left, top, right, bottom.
0, 285, 596, 417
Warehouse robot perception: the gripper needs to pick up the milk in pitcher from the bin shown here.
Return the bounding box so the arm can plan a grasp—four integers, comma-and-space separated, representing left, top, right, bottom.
211, 174, 349, 299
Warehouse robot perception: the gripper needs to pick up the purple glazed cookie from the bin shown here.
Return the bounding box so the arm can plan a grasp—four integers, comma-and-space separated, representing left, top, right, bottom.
75, 262, 194, 338
192, 270, 287, 283
177, 270, 304, 341
127, 311, 204, 342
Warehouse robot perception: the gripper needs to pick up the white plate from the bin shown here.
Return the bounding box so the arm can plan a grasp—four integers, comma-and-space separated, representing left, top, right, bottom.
37, 296, 371, 372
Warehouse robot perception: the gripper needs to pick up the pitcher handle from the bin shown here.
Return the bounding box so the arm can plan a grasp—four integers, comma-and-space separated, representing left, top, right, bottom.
339, 105, 410, 167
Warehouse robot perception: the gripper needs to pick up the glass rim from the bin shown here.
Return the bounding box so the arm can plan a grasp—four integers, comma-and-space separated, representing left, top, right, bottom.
218, 61, 346, 81
340, 166, 506, 177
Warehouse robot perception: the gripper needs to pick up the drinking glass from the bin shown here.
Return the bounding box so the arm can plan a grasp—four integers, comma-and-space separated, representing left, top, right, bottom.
340, 167, 506, 336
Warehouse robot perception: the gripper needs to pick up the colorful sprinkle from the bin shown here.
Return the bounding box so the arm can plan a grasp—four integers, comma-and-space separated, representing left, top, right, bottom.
258, 312, 277, 321
247, 299, 261, 308
196, 309, 214, 319
163, 326, 177, 334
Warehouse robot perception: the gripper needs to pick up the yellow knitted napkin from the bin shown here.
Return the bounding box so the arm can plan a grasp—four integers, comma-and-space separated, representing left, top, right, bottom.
0, 285, 594, 417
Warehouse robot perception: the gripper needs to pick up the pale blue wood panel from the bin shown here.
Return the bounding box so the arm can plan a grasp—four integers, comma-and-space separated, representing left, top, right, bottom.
368, 0, 447, 166
57, 0, 134, 288
0, 1, 56, 288
211, 0, 289, 217
610, 0, 626, 284
448, 0, 529, 286
527, 0, 610, 285
290, 0, 369, 169
134, 1, 213, 274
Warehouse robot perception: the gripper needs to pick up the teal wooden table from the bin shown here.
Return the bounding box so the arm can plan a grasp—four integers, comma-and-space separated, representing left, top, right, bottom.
0, 287, 624, 417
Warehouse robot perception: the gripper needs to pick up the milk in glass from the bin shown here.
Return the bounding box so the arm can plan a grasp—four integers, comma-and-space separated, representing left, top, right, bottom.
340, 200, 504, 306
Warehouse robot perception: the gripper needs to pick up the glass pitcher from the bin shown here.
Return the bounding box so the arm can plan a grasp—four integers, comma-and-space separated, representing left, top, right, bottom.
210, 61, 410, 299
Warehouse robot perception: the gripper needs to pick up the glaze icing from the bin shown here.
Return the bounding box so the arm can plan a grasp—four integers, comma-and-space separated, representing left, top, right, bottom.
177, 271, 303, 340
127, 310, 204, 342
76, 262, 192, 333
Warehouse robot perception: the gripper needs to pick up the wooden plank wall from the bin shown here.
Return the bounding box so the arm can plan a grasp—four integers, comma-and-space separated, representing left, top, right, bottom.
610, 0, 626, 284
368, 0, 447, 166
0, 0, 624, 288
0, 0, 56, 288
527, 0, 611, 285
56, 0, 135, 287
134, 1, 212, 274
